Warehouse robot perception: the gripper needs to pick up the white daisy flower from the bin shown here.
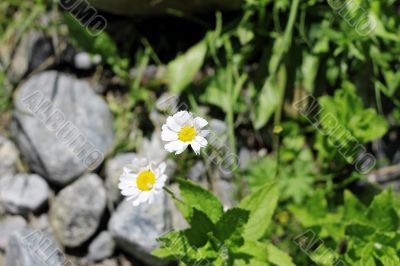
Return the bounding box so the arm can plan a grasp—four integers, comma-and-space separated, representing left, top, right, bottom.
118, 158, 167, 206
161, 110, 209, 155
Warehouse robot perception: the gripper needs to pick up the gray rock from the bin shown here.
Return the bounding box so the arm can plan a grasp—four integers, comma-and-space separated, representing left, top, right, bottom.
238, 148, 252, 171
208, 119, 229, 151
29, 214, 50, 231
0, 216, 27, 251
164, 159, 177, 180
149, 110, 166, 129
84, 258, 118, 266
213, 179, 237, 210
5, 229, 68, 266
139, 132, 168, 164
187, 160, 206, 182
28, 36, 54, 73
105, 153, 136, 205
8, 31, 53, 82
12, 71, 114, 185
0, 135, 18, 178
108, 193, 171, 266
207, 119, 236, 178
50, 174, 106, 247
88, 231, 115, 262
0, 174, 49, 214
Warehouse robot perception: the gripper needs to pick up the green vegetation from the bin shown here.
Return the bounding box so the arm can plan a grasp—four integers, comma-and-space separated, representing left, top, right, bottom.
1, 0, 400, 265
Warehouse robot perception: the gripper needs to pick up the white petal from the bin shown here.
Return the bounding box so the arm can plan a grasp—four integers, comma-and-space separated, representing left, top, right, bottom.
121, 186, 137, 196
194, 117, 208, 129
173, 111, 192, 125
157, 162, 166, 175
119, 173, 137, 182
155, 175, 167, 189
165, 140, 185, 153
126, 191, 141, 201
199, 130, 210, 137
118, 181, 135, 190
148, 193, 154, 204
190, 141, 201, 155
194, 136, 208, 147
175, 143, 189, 155
123, 164, 139, 174
138, 158, 149, 167
166, 116, 181, 132
132, 193, 149, 206
157, 174, 167, 184
161, 127, 178, 141
126, 190, 141, 200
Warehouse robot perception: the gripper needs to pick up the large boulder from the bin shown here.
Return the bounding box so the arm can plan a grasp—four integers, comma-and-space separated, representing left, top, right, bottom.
49, 174, 106, 247
0, 216, 27, 251
5, 229, 68, 266
0, 174, 49, 214
12, 71, 114, 186
108, 193, 172, 266
88, 231, 115, 262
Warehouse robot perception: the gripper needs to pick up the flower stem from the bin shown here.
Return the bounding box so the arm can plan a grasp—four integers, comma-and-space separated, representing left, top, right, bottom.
163, 186, 186, 205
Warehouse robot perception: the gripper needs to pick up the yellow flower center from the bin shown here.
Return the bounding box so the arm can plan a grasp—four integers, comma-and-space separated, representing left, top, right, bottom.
178, 126, 197, 142
136, 170, 156, 191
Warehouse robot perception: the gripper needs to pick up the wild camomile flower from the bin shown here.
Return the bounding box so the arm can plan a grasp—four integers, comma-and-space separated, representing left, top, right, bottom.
118, 158, 167, 206
161, 110, 209, 155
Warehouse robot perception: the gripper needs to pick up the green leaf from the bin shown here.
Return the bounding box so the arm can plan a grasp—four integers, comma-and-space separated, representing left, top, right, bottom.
345, 223, 376, 241
252, 71, 286, 129
166, 41, 207, 93
153, 230, 195, 259
64, 13, 128, 78
215, 208, 249, 245
177, 179, 223, 223
366, 189, 399, 232
350, 108, 388, 143
301, 52, 319, 94
252, 65, 286, 129
184, 209, 215, 247
64, 13, 116, 58
233, 240, 269, 262
252, 0, 299, 129
154, 230, 218, 263
238, 182, 279, 241
267, 243, 295, 266
343, 190, 366, 223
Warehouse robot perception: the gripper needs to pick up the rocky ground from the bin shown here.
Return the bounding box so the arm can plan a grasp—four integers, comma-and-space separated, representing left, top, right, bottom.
0, 30, 252, 266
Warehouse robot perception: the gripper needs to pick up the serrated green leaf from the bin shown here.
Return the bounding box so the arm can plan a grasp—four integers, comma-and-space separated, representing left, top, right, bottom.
184, 209, 215, 247
366, 190, 399, 232
153, 230, 195, 259
345, 223, 376, 241
343, 190, 366, 223
177, 178, 223, 223
267, 243, 295, 266
215, 208, 249, 245
233, 240, 269, 262
238, 182, 279, 241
